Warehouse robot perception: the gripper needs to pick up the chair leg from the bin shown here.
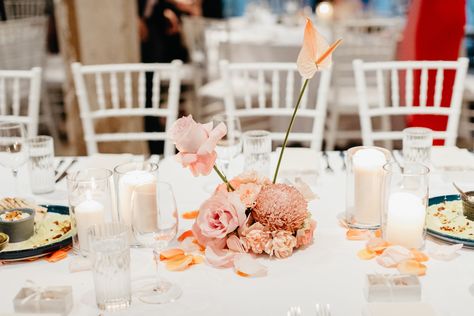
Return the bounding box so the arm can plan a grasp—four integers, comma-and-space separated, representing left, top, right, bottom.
326, 108, 339, 151
41, 85, 61, 142
381, 115, 392, 150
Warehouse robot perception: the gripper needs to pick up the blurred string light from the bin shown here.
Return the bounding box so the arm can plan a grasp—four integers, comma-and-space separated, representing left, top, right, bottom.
316, 1, 334, 20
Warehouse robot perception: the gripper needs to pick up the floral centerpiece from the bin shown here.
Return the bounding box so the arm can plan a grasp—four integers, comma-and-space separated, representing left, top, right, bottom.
168, 19, 341, 274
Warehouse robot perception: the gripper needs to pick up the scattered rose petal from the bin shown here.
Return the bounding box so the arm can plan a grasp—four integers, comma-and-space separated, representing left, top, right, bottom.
177, 230, 194, 242
191, 255, 204, 265
346, 229, 372, 240
179, 238, 201, 253
337, 213, 348, 228
46, 248, 69, 263
227, 234, 248, 253
397, 259, 427, 276
205, 244, 236, 268
182, 210, 199, 219
233, 254, 267, 277
160, 248, 185, 261
410, 249, 429, 262
428, 243, 463, 261
357, 248, 376, 260
192, 239, 206, 252
376, 245, 413, 268
166, 254, 194, 271
366, 238, 390, 254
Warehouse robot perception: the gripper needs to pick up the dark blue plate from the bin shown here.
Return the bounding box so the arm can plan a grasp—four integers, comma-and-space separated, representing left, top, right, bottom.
0, 205, 72, 261
427, 195, 474, 248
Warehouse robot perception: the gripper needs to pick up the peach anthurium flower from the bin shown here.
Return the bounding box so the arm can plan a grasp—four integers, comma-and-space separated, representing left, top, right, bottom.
296, 18, 342, 79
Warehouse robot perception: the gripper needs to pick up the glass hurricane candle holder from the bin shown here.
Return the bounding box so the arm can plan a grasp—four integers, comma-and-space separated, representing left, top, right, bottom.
382, 162, 430, 249
66, 168, 115, 256
243, 130, 271, 177
346, 146, 391, 230
114, 161, 159, 247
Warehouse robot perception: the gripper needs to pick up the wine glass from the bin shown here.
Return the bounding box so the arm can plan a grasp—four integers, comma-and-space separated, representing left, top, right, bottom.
131, 181, 181, 304
212, 114, 242, 177
0, 122, 28, 195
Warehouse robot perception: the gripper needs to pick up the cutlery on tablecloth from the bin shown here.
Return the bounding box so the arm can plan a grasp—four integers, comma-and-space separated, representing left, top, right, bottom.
54, 159, 65, 176
287, 306, 302, 316
55, 159, 78, 183
316, 303, 331, 316
339, 151, 346, 171
322, 151, 334, 173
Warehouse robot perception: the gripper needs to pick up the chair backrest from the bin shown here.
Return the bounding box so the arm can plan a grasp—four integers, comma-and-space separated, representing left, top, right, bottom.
3, 0, 47, 19
220, 60, 332, 151
0, 67, 42, 137
71, 61, 182, 156
353, 57, 469, 146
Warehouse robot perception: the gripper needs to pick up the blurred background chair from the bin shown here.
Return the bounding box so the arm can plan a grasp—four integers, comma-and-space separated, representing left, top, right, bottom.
0, 67, 42, 137
221, 60, 331, 151
71, 61, 182, 157
353, 58, 469, 147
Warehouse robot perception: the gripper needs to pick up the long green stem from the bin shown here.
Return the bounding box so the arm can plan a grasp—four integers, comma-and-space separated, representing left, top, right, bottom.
213, 165, 235, 191
273, 78, 309, 183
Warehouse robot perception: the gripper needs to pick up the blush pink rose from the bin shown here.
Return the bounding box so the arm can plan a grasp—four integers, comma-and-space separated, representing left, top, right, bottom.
195, 191, 246, 241
169, 115, 226, 176
265, 230, 297, 259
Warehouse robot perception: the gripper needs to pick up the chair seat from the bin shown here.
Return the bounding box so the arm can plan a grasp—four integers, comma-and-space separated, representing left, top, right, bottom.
198, 77, 270, 99
329, 86, 380, 113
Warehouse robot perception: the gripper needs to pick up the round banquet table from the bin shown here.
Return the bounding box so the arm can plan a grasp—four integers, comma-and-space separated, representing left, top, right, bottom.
0, 152, 473, 316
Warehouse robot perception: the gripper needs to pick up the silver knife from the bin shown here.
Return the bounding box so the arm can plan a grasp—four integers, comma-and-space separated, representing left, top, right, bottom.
55, 159, 78, 183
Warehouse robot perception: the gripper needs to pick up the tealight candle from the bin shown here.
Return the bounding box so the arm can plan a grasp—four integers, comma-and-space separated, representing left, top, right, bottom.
75, 198, 105, 251
385, 192, 426, 249
352, 148, 388, 226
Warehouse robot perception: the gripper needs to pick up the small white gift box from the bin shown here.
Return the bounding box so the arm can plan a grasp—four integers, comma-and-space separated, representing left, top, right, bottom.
364, 274, 421, 302
13, 285, 73, 316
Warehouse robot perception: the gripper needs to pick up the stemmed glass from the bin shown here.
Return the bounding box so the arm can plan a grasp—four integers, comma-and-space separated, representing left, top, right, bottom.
0, 122, 28, 195
212, 114, 242, 177
131, 181, 181, 304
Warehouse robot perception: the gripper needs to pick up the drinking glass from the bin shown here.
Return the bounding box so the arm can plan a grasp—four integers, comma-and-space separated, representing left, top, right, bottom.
131, 181, 181, 304
382, 162, 430, 249
402, 127, 433, 163
213, 114, 242, 177
0, 122, 28, 195
243, 130, 271, 177
28, 136, 55, 194
88, 223, 131, 311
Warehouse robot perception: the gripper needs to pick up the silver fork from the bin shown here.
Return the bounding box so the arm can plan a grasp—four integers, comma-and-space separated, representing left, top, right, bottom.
322, 151, 334, 173
315, 303, 331, 316
287, 306, 302, 316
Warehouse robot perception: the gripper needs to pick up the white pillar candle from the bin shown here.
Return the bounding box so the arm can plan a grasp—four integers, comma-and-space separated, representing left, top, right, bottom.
386, 192, 426, 249
353, 148, 387, 225
75, 199, 105, 251
118, 170, 157, 233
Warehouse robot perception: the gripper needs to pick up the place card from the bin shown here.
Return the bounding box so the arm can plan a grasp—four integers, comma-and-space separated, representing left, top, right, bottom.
364, 274, 421, 302
13, 286, 73, 316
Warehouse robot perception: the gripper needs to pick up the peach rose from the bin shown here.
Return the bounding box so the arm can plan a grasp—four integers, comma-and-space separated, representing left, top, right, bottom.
194, 191, 246, 241
243, 223, 271, 254
169, 115, 226, 176
265, 230, 297, 259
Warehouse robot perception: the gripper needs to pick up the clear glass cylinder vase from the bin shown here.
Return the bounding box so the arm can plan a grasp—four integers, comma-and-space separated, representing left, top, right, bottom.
382, 162, 430, 249
345, 146, 391, 230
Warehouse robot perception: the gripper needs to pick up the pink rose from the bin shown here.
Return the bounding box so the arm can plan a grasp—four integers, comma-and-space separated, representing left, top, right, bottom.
226, 234, 248, 253
243, 223, 271, 254
169, 115, 226, 176
296, 218, 316, 248
265, 231, 297, 259
195, 191, 246, 241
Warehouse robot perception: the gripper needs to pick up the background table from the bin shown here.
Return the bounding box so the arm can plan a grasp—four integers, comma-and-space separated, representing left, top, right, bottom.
0, 153, 473, 315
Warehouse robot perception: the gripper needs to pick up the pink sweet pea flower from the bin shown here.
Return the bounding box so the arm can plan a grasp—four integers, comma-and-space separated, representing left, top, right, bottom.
169, 115, 227, 176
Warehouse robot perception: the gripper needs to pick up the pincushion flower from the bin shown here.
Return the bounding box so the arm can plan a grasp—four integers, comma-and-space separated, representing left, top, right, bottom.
169, 115, 227, 176
265, 230, 297, 259
194, 191, 246, 241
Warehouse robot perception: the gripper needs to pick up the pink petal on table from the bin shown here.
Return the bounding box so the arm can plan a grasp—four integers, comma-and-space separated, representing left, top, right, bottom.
233, 254, 267, 277
205, 244, 236, 268
376, 245, 413, 268
428, 243, 463, 261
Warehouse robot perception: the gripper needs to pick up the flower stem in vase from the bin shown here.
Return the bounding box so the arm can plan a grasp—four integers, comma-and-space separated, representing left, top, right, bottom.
272, 78, 309, 184
213, 165, 235, 191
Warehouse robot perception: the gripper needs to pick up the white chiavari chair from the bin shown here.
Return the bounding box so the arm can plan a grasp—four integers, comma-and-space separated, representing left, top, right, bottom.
353, 57, 469, 147
0, 68, 42, 137
221, 61, 332, 151
71, 61, 182, 157
325, 17, 404, 150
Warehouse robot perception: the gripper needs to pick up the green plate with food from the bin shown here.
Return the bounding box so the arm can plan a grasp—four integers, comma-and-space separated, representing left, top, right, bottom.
0, 198, 73, 261
426, 194, 474, 248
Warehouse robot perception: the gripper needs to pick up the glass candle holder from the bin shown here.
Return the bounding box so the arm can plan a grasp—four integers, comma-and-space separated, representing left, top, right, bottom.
66, 168, 115, 256
243, 130, 271, 177
114, 161, 159, 247
382, 162, 430, 249
346, 146, 391, 230
402, 127, 433, 163
28, 135, 55, 194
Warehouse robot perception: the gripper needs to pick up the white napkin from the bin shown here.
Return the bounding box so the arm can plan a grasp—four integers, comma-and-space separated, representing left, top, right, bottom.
430, 146, 474, 171
362, 303, 437, 316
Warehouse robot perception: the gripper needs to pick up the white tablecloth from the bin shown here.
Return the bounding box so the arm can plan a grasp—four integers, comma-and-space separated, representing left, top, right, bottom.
0, 153, 473, 316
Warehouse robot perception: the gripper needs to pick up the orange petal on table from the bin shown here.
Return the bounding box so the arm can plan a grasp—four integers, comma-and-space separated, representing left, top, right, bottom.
160, 248, 185, 261
376, 245, 413, 268
373, 229, 382, 238
166, 254, 194, 271
46, 249, 69, 263
357, 248, 376, 260
191, 255, 204, 265
366, 238, 390, 254
182, 210, 199, 219
177, 230, 194, 242
397, 259, 427, 276
233, 254, 267, 277
410, 249, 429, 262
346, 229, 372, 240
192, 239, 206, 252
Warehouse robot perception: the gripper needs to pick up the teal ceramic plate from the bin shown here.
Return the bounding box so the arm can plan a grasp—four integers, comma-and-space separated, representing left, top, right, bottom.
427, 195, 474, 248
0, 205, 72, 261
